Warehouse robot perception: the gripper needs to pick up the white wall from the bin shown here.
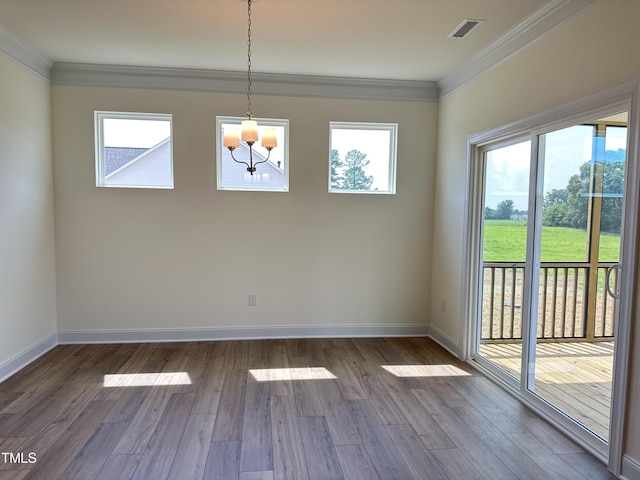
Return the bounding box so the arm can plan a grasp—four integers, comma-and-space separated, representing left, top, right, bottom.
0, 54, 57, 375
431, 0, 640, 467
52, 86, 436, 334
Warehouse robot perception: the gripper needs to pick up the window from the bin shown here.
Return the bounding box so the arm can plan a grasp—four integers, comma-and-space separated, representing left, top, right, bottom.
216, 116, 289, 192
329, 122, 397, 194
95, 111, 173, 189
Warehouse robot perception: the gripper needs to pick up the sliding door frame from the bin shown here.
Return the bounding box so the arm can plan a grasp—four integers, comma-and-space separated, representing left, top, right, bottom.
465, 136, 533, 392
460, 78, 640, 475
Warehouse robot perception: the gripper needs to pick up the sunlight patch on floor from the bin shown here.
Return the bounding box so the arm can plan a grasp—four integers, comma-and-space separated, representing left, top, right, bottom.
103, 372, 192, 387
249, 367, 336, 382
382, 364, 472, 377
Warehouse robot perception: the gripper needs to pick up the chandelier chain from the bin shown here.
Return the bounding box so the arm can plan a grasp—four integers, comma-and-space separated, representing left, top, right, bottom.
246, 0, 252, 118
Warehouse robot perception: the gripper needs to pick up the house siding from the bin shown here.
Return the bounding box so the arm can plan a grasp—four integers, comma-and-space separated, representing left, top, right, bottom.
106, 140, 172, 187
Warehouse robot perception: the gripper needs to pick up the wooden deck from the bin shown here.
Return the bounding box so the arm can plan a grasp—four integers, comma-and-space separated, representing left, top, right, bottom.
479, 341, 614, 440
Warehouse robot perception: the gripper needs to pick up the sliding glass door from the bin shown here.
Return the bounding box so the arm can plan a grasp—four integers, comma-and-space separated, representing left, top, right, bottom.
472, 111, 629, 451
475, 139, 531, 384
530, 117, 627, 442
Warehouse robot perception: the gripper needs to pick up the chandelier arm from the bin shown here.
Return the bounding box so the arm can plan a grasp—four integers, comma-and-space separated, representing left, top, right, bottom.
228, 148, 251, 169
251, 149, 272, 167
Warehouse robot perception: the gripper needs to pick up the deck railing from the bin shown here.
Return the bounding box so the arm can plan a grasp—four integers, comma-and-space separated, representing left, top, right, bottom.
481, 262, 617, 342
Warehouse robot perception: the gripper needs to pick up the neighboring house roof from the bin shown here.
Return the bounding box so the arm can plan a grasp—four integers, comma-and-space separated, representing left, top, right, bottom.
104, 137, 170, 177
104, 147, 148, 175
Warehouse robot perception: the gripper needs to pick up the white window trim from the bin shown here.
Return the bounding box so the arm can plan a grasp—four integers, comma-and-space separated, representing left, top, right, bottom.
94, 111, 174, 189
328, 121, 398, 195
216, 116, 290, 192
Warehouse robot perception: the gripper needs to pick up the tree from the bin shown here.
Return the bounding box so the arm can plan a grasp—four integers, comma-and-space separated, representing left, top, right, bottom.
544, 188, 568, 208
541, 158, 625, 233
564, 169, 589, 229
485, 206, 496, 220
542, 204, 569, 227
542, 189, 569, 227
341, 149, 374, 190
599, 160, 625, 233
330, 149, 344, 190
495, 200, 514, 220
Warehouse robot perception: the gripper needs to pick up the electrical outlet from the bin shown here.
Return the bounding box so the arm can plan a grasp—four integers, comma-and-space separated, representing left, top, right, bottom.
441, 299, 447, 313
249, 293, 257, 306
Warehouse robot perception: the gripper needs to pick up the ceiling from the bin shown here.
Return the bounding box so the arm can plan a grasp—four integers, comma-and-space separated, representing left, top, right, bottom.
0, 0, 553, 83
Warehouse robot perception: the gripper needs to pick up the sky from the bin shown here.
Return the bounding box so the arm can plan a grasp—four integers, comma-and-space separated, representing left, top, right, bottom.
104, 118, 170, 148
330, 127, 393, 191
485, 123, 628, 211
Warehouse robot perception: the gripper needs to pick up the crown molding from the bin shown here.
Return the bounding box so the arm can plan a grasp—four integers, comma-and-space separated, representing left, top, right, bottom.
51, 62, 439, 102
3, 0, 600, 101
438, 0, 602, 99
0, 24, 52, 80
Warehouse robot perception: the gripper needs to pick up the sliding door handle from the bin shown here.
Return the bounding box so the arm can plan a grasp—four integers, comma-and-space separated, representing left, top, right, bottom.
605, 263, 621, 300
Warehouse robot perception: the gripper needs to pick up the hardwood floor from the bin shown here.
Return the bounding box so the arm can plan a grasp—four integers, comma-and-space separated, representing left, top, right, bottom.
0, 338, 615, 479
480, 341, 613, 439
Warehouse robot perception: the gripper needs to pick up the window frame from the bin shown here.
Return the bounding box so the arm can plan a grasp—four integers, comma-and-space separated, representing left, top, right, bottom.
94, 111, 174, 189
216, 116, 290, 192
328, 121, 398, 195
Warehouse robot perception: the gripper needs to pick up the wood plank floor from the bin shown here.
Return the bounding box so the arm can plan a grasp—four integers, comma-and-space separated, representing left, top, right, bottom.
0, 338, 615, 479
480, 341, 613, 440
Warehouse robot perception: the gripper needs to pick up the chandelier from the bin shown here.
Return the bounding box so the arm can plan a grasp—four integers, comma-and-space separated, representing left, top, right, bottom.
222, 0, 277, 175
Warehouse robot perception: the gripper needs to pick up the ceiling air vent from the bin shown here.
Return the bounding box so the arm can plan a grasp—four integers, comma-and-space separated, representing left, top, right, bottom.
448, 19, 483, 39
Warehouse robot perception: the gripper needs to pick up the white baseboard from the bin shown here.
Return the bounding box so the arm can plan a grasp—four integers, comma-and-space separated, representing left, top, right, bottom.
426, 324, 460, 357
58, 324, 429, 344
0, 332, 58, 383
622, 455, 640, 480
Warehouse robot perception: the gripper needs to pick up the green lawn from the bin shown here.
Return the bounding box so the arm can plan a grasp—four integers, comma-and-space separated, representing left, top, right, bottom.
483, 220, 620, 262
